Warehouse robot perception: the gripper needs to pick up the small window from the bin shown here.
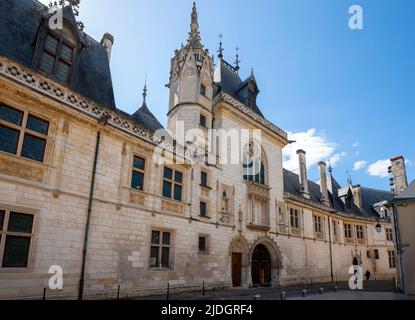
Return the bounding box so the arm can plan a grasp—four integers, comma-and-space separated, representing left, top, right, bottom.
344, 224, 353, 239
386, 228, 394, 242
0, 209, 34, 269
199, 236, 208, 252
356, 225, 365, 240
163, 167, 184, 202
201, 171, 208, 188
38, 34, 75, 83
150, 230, 172, 269
132, 156, 146, 191
0, 104, 49, 163
388, 251, 396, 269
199, 114, 207, 128
200, 202, 207, 217
374, 249, 380, 260
313, 216, 323, 234
200, 84, 206, 96
290, 208, 300, 229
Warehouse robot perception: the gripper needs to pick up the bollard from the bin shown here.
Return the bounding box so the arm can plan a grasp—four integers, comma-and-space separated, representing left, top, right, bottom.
166, 283, 170, 301
280, 291, 287, 300
117, 285, 120, 300
254, 294, 261, 300
301, 289, 307, 297
319, 288, 324, 295
43, 288, 46, 301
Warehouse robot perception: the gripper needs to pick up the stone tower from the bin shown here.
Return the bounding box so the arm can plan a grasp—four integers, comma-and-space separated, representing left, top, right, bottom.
167, 2, 214, 141
389, 156, 408, 196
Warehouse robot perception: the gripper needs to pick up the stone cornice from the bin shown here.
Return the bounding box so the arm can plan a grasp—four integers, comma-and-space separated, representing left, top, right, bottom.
213, 92, 288, 142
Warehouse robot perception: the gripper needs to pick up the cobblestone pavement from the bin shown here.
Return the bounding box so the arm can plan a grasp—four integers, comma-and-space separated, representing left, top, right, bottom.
134, 280, 402, 301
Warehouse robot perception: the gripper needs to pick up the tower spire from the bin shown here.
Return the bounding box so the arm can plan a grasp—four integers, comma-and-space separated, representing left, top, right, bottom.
234, 47, 240, 73
139, 76, 149, 112
218, 34, 224, 59
188, 2, 202, 48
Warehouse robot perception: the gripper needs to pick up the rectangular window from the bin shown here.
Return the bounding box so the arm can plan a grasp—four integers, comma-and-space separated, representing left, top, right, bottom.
374, 249, 380, 260
150, 230, 172, 269
386, 228, 394, 242
200, 84, 206, 97
201, 171, 208, 188
344, 224, 353, 239
199, 114, 207, 128
131, 156, 146, 191
162, 167, 183, 202
199, 236, 208, 252
356, 225, 365, 240
0, 104, 49, 163
39, 34, 74, 83
200, 202, 207, 217
313, 216, 323, 233
0, 209, 34, 269
290, 208, 300, 229
388, 251, 396, 269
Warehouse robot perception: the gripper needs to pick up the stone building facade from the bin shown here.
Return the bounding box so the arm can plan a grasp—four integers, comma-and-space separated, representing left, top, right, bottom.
0, 1, 396, 299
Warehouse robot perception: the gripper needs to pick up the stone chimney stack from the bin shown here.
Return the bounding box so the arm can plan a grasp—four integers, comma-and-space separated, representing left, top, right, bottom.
297, 150, 310, 199
101, 33, 114, 62
389, 156, 408, 196
318, 161, 330, 206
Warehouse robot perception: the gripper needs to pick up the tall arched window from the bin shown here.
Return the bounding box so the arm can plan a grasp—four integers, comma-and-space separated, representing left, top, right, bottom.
243, 142, 266, 185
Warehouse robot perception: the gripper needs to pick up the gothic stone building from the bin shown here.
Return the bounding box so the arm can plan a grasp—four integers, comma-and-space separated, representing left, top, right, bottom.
0, 0, 397, 299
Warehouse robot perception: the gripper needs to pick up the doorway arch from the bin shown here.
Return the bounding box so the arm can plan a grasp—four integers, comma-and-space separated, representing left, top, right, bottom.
251, 244, 272, 287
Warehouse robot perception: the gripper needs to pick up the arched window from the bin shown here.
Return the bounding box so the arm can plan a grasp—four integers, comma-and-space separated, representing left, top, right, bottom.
243, 142, 267, 185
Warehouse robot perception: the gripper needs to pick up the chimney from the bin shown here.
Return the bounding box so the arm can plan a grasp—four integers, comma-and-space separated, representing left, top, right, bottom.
389, 156, 408, 196
297, 150, 310, 199
101, 33, 114, 61
318, 161, 330, 206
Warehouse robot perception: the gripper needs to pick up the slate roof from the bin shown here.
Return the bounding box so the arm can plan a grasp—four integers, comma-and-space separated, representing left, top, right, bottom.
283, 169, 393, 219
397, 179, 415, 200
0, 0, 116, 110
214, 59, 264, 117
132, 103, 164, 132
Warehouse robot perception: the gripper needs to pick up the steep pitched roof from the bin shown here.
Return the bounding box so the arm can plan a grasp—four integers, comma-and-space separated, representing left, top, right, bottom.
132, 104, 164, 132
0, 0, 116, 109
283, 169, 393, 219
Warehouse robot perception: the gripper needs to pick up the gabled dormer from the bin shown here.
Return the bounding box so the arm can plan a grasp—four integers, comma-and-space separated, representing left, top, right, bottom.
236, 70, 261, 115
32, 6, 85, 85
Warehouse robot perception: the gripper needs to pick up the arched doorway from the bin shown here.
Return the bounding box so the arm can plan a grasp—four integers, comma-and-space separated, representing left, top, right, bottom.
251, 244, 272, 287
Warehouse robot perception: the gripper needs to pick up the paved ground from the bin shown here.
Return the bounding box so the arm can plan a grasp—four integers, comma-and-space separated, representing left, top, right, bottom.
135, 280, 404, 300
290, 291, 415, 300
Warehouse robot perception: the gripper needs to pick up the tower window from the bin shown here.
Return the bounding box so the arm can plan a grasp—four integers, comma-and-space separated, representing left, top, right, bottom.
201, 171, 208, 188
200, 84, 206, 97
200, 201, 207, 217
199, 114, 207, 128
38, 34, 74, 83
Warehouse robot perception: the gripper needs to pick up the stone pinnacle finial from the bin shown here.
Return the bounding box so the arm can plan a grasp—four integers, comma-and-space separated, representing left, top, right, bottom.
234, 47, 241, 73
218, 34, 224, 59
188, 2, 202, 48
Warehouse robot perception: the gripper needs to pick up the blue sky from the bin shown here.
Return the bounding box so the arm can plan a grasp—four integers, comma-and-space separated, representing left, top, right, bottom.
41, 0, 414, 190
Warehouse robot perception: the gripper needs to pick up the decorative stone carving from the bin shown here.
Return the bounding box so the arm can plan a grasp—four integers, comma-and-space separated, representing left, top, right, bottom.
0, 157, 44, 183
129, 192, 145, 206
161, 200, 184, 216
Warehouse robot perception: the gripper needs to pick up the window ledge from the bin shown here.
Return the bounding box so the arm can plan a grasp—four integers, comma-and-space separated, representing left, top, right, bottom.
246, 224, 271, 232
200, 184, 212, 190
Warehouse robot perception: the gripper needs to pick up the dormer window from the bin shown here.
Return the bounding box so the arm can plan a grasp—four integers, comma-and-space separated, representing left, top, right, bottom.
39, 34, 74, 83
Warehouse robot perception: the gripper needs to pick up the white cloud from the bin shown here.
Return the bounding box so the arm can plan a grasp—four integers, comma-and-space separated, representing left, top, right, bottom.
283, 129, 346, 171
352, 142, 359, 148
353, 160, 368, 171
367, 159, 390, 178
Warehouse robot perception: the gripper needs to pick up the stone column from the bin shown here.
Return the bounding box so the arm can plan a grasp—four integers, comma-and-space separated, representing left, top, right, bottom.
297, 150, 310, 199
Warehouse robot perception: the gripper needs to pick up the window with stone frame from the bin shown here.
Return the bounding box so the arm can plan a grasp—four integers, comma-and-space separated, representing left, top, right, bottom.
313, 215, 324, 234
0, 209, 34, 269
131, 156, 146, 191
150, 230, 172, 269
386, 228, 394, 242
290, 208, 301, 229
0, 104, 49, 163
356, 225, 365, 240
198, 235, 209, 253
38, 33, 75, 83
332, 219, 338, 236
200, 84, 206, 97
388, 250, 396, 269
344, 223, 353, 239
200, 171, 208, 188
200, 201, 207, 218
162, 167, 183, 202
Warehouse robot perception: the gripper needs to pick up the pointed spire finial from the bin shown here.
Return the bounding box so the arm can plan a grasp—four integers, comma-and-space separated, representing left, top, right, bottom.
328, 161, 333, 174
218, 34, 224, 59
142, 76, 147, 104
347, 171, 353, 186
188, 2, 202, 48
234, 47, 240, 73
